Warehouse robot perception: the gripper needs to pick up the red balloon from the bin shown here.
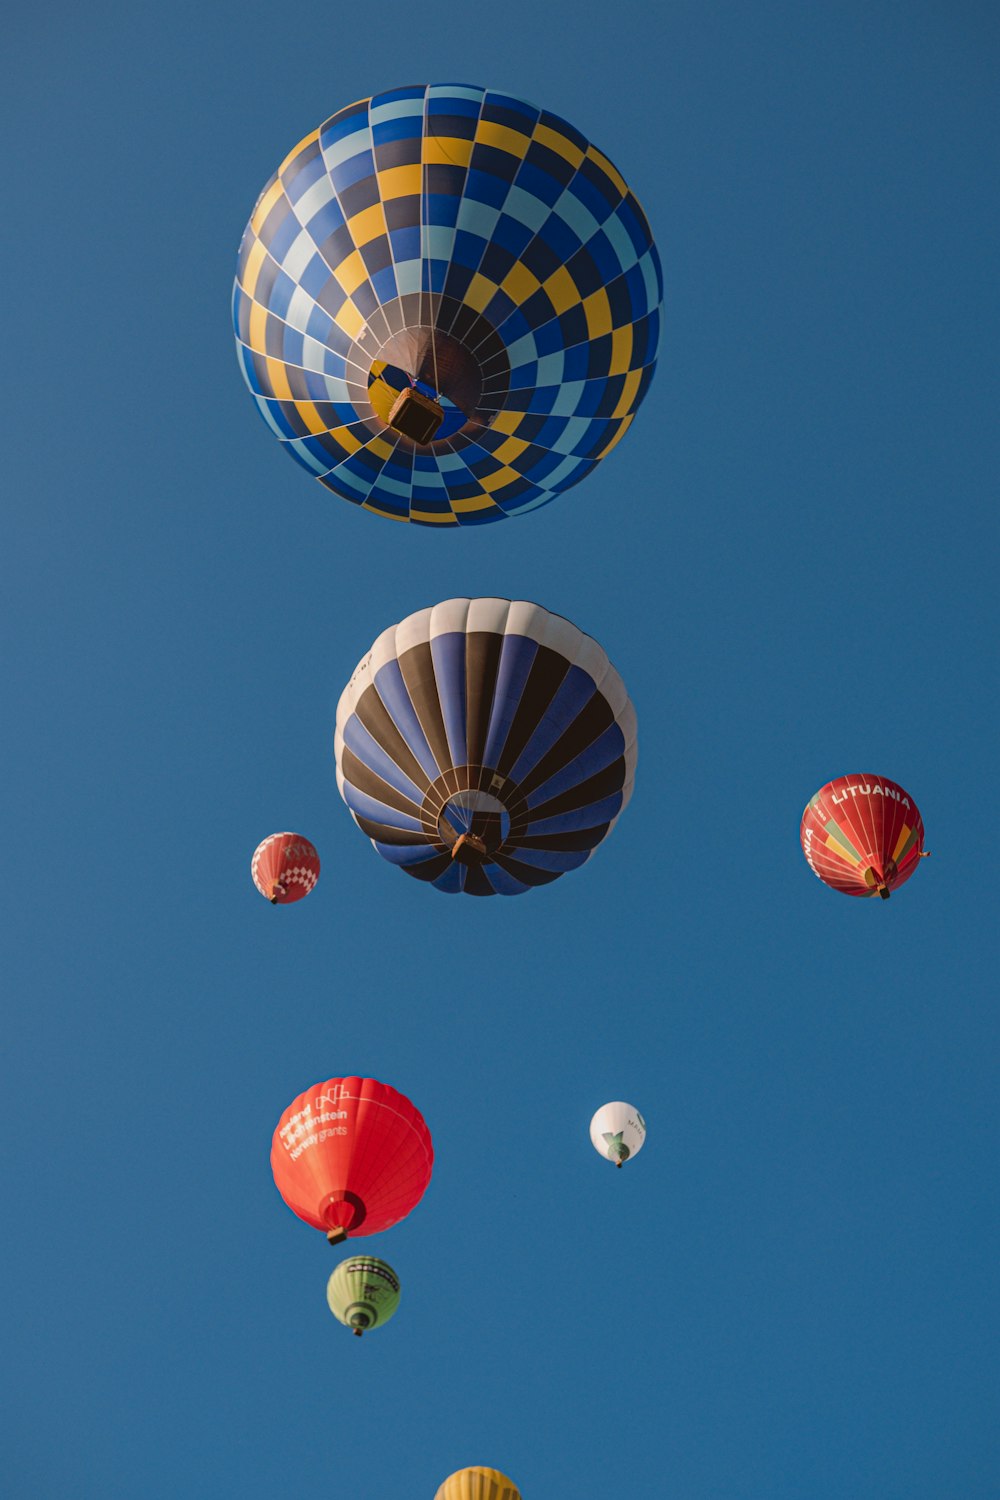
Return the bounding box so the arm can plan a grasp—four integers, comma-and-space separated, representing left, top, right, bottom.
271, 1078, 433, 1243
800, 775, 928, 899
251, 832, 320, 904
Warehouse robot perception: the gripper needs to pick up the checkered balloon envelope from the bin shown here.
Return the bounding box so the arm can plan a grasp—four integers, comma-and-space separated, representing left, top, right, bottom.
234, 84, 662, 526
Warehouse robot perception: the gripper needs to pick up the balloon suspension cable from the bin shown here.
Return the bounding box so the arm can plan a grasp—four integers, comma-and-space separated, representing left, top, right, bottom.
864, 867, 890, 900
326, 1227, 348, 1247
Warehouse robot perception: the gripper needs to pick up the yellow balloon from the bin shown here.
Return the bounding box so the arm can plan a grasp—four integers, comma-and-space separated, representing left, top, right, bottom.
434, 1469, 521, 1500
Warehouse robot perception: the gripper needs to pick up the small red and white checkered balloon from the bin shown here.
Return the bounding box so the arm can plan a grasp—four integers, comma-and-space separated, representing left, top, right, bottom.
251, 833, 320, 905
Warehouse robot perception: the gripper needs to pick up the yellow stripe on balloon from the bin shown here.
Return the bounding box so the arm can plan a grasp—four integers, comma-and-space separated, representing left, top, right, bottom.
250, 178, 285, 236
825, 831, 861, 866
534, 122, 585, 170
542, 265, 582, 316
892, 823, 913, 863
422, 136, 474, 169
240, 238, 268, 301
476, 121, 533, 160
335, 250, 369, 297
278, 127, 320, 179
585, 144, 628, 199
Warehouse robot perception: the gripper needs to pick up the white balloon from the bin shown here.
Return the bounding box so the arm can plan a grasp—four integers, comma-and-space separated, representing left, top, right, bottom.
589, 1102, 646, 1167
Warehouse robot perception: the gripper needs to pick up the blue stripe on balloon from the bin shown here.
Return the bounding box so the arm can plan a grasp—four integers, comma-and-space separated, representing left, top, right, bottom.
426, 86, 484, 112
509, 665, 596, 782
264, 213, 305, 269
524, 722, 626, 806
304, 197, 348, 243
501, 487, 557, 516
389, 225, 422, 263
482, 633, 539, 767
304, 304, 336, 345
372, 116, 424, 146
481, 862, 533, 895
373, 840, 440, 866
370, 264, 398, 303
372, 659, 442, 781
504, 845, 592, 872
523, 792, 624, 835
284, 435, 331, 475
342, 782, 424, 832
453, 505, 506, 527
250, 396, 295, 440
370, 85, 425, 113
319, 106, 369, 153
329, 149, 377, 192
318, 459, 373, 497
278, 325, 304, 372
299, 254, 333, 301
431, 862, 466, 893
342, 715, 427, 803
283, 151, 327, 206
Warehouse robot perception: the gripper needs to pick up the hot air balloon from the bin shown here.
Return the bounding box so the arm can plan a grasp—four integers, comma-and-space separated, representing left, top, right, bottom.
251, 832, 320, 904
334, 598, 636, 895
800, 775, 929, 900
272, 1077, 433, 1244
327, 1256, 401, 1336
434, 1469, 521, 1500
233, 83, 661, 525
590, 1101, 646, 1167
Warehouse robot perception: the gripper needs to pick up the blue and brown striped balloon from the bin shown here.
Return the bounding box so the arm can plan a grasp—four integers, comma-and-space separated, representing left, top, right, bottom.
234, 84, 662, 526
335, 599, 636, 894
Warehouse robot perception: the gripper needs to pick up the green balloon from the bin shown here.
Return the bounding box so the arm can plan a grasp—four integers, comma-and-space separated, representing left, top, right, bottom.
326, 1257, 401, 1336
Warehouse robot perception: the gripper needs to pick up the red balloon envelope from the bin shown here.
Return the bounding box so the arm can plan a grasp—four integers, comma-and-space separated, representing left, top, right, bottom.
271, 1078, 433, 1243
251, 832, 320, 904
800, 775, 928, 899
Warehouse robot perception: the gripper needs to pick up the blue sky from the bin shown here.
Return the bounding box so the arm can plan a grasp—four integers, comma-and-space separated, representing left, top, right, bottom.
3, 2, 998, 1496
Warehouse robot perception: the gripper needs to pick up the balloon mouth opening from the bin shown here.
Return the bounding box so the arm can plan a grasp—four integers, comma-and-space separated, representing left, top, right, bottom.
350, 1313, 371, 1330
321, 1191, 367, 1238
368, 329, 486, 443
863, 863, 896, 899
439, 791, 511, 860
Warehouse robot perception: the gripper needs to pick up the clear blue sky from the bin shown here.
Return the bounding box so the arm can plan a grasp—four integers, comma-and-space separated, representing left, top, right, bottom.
3, 3, 998, 1496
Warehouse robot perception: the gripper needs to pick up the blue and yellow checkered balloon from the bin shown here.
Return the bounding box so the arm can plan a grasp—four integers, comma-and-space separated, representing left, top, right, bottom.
234, 84, 662, 526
